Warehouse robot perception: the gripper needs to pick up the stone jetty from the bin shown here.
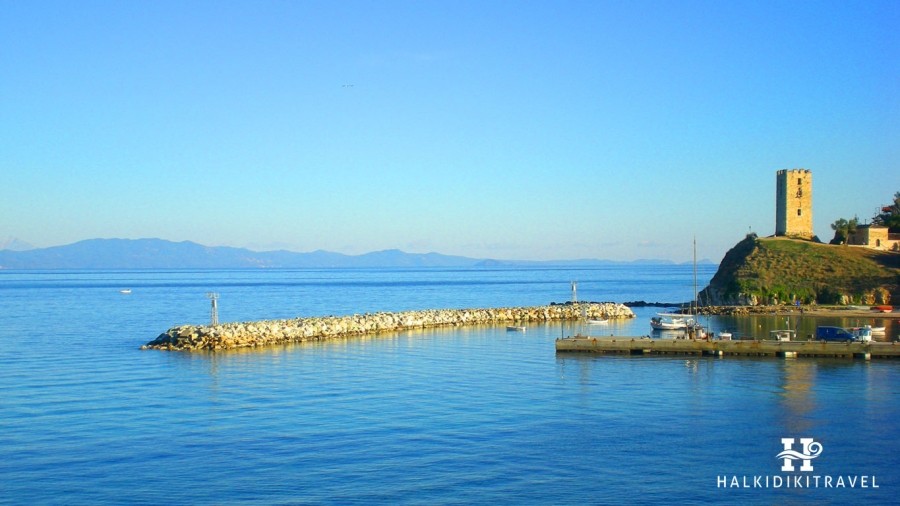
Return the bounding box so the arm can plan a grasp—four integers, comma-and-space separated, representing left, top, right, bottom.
144, 303, 635, 351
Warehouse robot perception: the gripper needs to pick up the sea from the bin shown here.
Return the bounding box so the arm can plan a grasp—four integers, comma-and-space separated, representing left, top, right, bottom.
0, 265, 897, 505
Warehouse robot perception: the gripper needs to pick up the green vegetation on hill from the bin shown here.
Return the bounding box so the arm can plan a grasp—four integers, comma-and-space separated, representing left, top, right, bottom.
701, 234, 900, 305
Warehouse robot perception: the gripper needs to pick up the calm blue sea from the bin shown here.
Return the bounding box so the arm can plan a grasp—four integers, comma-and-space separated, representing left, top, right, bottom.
0, 265, 897, 505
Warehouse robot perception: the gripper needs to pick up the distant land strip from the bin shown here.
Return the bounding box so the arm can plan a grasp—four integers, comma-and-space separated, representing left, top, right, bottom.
0, 238, 713, 269
144, 303, 635, 351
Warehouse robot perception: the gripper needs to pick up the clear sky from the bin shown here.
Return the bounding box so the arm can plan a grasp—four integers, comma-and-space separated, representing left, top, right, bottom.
2, 0, 897, 262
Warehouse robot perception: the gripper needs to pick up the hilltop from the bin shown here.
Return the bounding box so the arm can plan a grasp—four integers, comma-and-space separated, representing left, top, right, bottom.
700, 235, 900, 306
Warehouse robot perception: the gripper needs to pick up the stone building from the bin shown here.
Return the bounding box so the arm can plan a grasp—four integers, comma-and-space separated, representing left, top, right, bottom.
775, 169, 813, 239
847, 224, 900, 251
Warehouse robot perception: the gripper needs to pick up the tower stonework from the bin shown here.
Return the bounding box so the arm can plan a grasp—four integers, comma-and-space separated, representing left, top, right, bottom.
775, 169, 813, 239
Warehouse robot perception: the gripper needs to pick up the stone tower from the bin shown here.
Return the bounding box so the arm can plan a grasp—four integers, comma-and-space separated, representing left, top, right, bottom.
775, 169, 813, 239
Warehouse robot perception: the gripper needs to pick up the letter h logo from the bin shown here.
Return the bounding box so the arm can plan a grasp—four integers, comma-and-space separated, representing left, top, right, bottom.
777, 437, 823, 472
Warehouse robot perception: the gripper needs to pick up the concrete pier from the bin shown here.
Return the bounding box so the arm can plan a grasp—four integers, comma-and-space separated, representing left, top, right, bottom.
556, 337, 900, 359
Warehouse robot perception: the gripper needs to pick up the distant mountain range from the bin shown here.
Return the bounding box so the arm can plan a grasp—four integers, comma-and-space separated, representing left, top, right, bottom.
0, 238, 712, 269
0, 236, 34, 251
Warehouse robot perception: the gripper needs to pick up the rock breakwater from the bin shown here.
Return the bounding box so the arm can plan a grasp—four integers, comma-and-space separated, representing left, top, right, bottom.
144, 303, 634, 351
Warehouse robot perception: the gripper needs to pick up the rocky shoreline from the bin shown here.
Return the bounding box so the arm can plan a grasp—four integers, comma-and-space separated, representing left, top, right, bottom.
683, 304, 896, 318
144, 302, 635, 351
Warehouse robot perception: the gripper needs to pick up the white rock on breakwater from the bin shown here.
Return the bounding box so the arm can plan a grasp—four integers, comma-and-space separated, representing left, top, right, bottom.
143, 303, 634, 351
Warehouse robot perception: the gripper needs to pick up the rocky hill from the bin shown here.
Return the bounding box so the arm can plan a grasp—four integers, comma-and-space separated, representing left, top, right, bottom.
700, 234, 900, 306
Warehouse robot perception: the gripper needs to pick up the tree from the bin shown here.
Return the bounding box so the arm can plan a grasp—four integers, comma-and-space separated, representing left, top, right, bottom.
830, 217, 858, 245
872, 191, 900, 232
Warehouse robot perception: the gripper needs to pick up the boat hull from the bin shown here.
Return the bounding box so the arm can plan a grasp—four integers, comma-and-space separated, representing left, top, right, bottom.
650, 321, 686, 330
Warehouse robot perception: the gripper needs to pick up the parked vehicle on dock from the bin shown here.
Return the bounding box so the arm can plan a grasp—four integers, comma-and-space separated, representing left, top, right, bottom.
851, 326, 874, 342
816, 326, 857, 342
686, 323, 708, 340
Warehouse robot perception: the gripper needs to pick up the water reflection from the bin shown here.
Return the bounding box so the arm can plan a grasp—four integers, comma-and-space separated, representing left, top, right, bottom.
776, 359, 817, 434
554, 352, 598, 389
709, 313, 898, 342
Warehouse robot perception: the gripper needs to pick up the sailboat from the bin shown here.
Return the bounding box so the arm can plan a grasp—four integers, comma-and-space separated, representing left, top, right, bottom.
650, 238, 706, 338
685, 237, 708, 340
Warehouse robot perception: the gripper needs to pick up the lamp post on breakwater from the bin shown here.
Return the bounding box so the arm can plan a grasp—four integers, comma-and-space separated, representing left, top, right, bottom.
206, 292, 219, 326
572, 281, 585, 336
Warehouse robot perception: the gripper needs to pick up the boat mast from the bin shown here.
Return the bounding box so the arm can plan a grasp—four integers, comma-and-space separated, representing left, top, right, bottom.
693, 237, 698, 316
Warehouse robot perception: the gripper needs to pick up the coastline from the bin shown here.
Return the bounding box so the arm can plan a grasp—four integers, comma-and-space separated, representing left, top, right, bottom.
696, 305, 898, 318
626, 302, 897, 319
144, 302, 634, 351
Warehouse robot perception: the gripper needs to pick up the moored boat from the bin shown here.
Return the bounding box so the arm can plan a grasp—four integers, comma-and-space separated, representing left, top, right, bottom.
770, 329, 795, 342
506, 325, 526, 332
650, 313, 693, 330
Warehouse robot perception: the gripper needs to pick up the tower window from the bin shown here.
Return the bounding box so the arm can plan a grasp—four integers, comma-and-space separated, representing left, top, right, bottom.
798, 178, 802, 185
797, 209, 802, 216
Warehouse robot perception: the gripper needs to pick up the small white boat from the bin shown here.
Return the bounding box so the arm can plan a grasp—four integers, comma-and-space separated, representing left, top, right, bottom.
506, 325, 526, 332
587, 319, 608, 325
650, 313, 693, 330
770, 329, 795, 342
119, 289, 132, 294
717, 331, 732, 340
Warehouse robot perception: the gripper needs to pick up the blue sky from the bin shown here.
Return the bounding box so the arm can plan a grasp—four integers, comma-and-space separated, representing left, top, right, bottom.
2, 0, 897, 262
